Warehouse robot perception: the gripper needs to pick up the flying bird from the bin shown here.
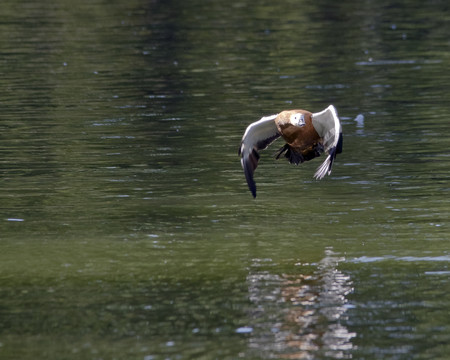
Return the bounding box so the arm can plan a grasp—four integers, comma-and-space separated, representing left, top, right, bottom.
238, 105, 343, 197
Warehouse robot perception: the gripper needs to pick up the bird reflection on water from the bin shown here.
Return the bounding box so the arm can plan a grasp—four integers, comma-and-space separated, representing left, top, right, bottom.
246, 248, 355, 359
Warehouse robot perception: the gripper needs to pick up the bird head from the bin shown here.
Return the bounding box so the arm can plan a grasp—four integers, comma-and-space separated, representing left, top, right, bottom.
290, 113, 306, 127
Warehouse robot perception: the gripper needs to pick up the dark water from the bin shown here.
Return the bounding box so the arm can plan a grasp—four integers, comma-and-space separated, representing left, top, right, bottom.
1, 0, 449, 359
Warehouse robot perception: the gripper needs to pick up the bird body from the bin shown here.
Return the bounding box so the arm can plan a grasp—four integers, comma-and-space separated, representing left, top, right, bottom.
238, 105, 343, 197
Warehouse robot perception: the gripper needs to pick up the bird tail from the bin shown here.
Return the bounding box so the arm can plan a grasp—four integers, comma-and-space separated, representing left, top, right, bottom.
275, 144, 305, 165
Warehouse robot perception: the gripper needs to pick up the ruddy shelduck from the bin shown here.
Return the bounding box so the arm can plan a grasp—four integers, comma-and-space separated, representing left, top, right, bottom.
238, 105, 343, 197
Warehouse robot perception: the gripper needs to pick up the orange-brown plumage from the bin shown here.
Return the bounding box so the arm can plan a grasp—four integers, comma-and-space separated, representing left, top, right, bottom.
275, 110, 322, 161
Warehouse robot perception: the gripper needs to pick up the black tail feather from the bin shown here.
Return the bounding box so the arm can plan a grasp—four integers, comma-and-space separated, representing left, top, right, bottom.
275, 143, 324, 165
275, 144, 304, 165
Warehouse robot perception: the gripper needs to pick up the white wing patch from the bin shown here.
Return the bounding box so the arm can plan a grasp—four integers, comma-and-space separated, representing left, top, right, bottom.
312, 105, 342, 179
238, 114, 280, 197
311, 105, 341, 151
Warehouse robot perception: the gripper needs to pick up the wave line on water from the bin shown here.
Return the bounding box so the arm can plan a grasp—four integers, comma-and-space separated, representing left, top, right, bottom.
348, 255, 450, 263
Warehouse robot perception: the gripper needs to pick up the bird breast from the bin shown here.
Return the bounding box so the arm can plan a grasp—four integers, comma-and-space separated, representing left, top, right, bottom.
275, 110, 321, 150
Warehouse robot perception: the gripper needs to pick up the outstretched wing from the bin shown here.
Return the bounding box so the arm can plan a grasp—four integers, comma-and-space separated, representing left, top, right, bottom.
238, 114, 280, 197
311, 105, 343, 179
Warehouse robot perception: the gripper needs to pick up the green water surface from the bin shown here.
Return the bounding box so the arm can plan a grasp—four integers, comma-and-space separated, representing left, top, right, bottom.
0, 0, 449, 359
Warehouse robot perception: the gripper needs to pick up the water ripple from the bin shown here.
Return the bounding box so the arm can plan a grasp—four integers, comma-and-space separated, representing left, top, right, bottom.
349, 255, 450, 263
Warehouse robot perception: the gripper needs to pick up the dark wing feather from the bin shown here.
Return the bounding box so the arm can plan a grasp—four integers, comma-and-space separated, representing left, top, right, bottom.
242, 149, 259, 198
